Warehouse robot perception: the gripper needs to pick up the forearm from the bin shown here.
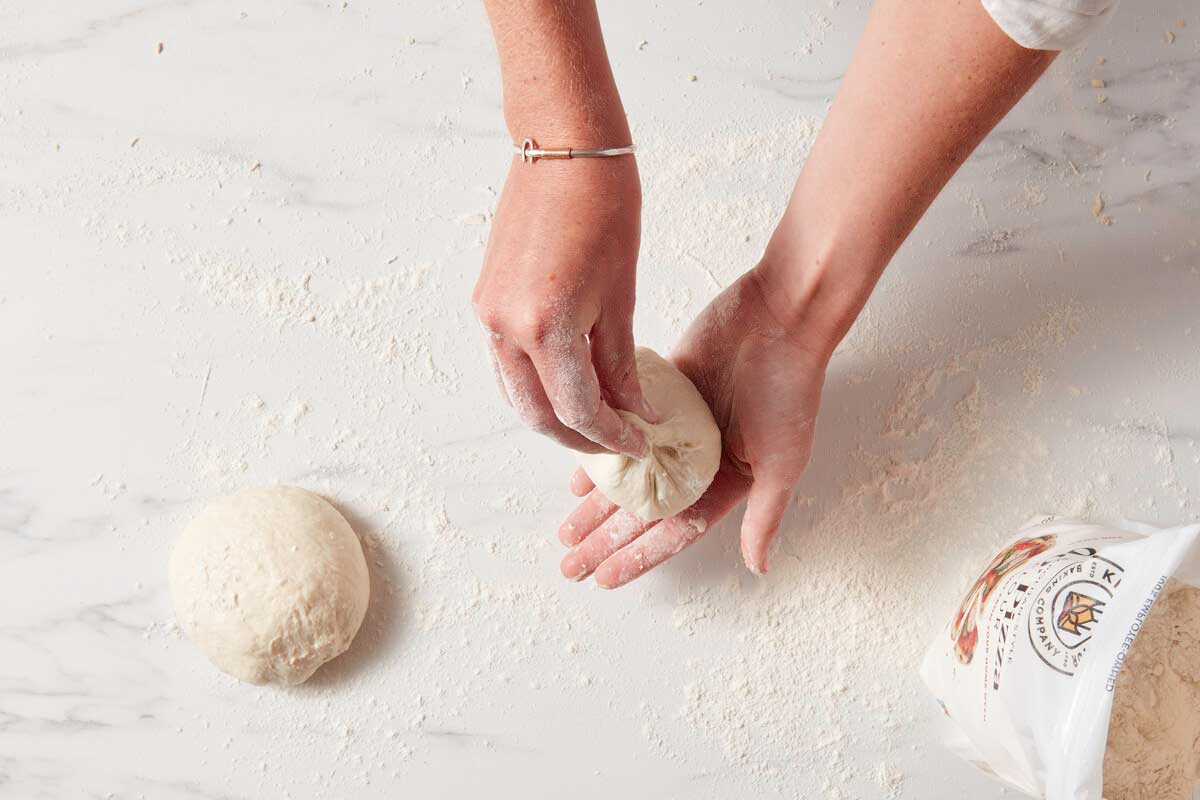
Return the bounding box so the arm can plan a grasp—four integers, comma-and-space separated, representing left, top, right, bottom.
484, 0, 630, 144
759, 0, 1057, 356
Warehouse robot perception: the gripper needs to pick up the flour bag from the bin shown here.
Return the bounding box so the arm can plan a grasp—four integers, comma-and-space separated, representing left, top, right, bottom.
921, 517, 1200, 799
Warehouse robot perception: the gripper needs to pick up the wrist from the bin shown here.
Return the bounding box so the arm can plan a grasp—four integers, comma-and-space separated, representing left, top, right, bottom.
507, 150, 641, 215
503, 89, 631, 148
751, 224, 886, 362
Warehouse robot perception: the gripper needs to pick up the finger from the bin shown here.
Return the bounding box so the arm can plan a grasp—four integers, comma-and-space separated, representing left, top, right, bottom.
590, 314, 658, 423
592, 465, 751, 590
739, 479, 795, 575
558, 489, 618, 547
560, 509, 655, 582
490, 336, 608, 454
569, 468, 595, 497
528, 329, 648, 458
481, 329, 511, 406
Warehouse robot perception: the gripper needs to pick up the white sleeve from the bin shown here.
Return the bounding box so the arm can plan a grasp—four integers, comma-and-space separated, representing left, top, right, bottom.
982, 0, 1117, 50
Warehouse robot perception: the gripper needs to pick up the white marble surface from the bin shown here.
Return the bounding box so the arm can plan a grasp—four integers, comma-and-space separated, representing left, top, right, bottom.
2, 1, 1199, 798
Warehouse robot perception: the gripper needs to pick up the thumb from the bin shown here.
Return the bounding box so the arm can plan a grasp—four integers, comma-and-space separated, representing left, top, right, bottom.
740, 478, 795, 575
590, 314, 658, 423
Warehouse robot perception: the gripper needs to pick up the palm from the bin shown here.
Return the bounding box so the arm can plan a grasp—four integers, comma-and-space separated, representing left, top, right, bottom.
558, 270, 826, 588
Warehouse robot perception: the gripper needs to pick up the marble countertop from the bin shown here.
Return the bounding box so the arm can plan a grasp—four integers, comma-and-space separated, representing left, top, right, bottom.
2, 0, 1198, 797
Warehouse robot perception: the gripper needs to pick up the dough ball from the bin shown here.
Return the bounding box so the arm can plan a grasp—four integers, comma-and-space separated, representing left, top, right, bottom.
169, 486, 370, 686
579, 348, 722, 521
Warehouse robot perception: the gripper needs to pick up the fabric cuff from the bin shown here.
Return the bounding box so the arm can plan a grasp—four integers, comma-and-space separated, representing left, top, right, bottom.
982, 0, 1116, 50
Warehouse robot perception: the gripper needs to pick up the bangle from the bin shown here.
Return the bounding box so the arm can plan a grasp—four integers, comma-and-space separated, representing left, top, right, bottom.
514, 137, 636, 163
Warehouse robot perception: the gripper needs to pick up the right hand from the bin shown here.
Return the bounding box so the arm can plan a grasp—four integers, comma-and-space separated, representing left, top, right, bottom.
557, 267, 830, 587
473, 154, 655, 457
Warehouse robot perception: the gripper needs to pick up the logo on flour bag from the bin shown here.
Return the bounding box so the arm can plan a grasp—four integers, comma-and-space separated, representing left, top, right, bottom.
952, 534, 1056, 664
949, 530, 1129, 695
1027, 551, 1124, 675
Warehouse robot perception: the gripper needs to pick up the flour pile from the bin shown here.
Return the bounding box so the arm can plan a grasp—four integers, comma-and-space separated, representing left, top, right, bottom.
1103, 582, 1200, 800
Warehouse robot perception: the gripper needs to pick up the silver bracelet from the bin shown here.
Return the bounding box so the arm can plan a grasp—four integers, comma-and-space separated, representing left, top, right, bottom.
514, 137, 636, 163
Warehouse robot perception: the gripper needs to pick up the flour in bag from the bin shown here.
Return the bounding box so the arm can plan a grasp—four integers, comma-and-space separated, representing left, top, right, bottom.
1103, 581, 1200, 800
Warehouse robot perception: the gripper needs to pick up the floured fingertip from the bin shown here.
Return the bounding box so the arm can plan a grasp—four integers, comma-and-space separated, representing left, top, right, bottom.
569, 469, 594, 497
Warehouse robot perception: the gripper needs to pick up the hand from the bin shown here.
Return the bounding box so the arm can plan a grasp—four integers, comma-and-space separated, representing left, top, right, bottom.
473, 156, 655, 457
558, 267, 830, 587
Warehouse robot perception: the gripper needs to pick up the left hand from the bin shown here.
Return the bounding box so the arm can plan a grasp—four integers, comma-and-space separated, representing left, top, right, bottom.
557, 266, 831, 588
473, 155, 653, 458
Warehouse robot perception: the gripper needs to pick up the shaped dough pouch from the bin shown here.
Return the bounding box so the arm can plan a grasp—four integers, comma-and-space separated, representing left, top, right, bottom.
578, 348, 721, 522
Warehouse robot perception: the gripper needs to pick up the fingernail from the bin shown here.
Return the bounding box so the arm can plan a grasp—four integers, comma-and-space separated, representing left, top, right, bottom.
561, 558, 587, 582
639, 397, 660, 423
744, 550, 768, 576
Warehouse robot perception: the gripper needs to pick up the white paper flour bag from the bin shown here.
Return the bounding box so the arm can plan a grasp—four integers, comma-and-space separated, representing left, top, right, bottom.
921, 516, 1200, 800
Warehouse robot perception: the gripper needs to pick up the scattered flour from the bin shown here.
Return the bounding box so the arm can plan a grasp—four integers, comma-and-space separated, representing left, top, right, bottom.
5, 2, 1197, 796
